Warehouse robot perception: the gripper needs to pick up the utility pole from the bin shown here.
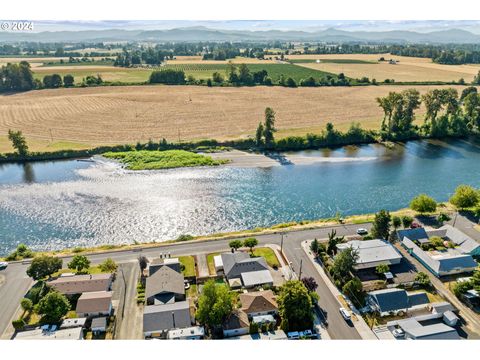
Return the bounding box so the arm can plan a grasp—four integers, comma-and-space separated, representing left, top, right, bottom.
298, 259, 303, 280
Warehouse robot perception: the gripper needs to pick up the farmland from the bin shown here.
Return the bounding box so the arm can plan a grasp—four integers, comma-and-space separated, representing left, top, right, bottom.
287, 53, 480, 82
0, 84, 470, 153
31, 63, 337, 84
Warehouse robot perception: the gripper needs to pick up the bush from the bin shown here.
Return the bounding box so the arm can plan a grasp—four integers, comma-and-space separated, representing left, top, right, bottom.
410, 194, 437, 213
176, 234, 194, 242
149, 69, 186, 85
449, 185, 479, 209
12, 318, 25, 330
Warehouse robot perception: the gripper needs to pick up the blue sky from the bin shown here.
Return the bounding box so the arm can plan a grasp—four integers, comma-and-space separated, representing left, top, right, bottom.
19, 20, 480, 34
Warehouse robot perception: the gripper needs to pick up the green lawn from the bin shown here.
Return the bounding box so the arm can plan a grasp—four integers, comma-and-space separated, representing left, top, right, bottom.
103, 150, 228, 170
186, 284, 197, 298
251, 247, 280, 268
179, 256, 196, 277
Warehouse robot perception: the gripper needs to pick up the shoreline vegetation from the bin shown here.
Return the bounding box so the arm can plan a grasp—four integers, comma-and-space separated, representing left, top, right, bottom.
0, 202, 459, 262
102, 149, 229, 170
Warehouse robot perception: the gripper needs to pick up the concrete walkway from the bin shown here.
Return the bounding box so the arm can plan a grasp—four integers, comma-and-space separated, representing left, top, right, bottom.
196, 253, 210, 278
301, 240, 377, 340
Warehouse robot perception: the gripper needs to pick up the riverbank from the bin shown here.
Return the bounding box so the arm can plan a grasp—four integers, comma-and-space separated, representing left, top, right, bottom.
1, 203, 457, 261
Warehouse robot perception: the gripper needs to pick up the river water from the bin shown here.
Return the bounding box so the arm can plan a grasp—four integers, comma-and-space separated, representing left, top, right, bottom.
0, 139, 479, 255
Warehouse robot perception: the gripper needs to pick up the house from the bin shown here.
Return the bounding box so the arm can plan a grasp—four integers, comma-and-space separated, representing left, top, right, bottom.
221, 252, 273, 288
13, 327, 84, 340
436, 225, 480, 257
240, 290, 278, 317
336, 239, 402, 270
388, 318, 459, 340
386, 300, 460, 339
76, 291, 113, 318
230, 329, 288, 340
91, 317, 107, 333
223, 310, 250, 338
143, 301, 192, 338
167, 326, 205, 340
367, 288, 430, 316
399, 227, 478, 277
146, 262, 185, 305
48, 273, 113, 295
149, 257, 182, 276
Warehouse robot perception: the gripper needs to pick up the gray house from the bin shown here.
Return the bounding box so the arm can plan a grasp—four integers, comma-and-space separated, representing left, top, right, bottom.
146, 261, 185, 305
368, 288, 430, 316
221, 252, 273, 287
143, 301, 192, 338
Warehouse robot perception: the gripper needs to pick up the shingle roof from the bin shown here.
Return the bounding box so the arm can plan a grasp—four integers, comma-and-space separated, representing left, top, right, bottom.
76, 291, 112, 314
146, 265, 185, 300
397, 228, 429, 242
407, 292, 430, 307
240, 290, 278, 314
143, 301, 191, 333
369, 288, 409, 313
48, 273, 112, 295
223, 310, 249, 331
221, 252, 269, 279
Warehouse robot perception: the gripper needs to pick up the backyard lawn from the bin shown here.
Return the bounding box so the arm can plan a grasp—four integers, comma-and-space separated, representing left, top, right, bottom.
206, 252, 221, 275
251, 247, 280, 268
179, 256, 196, 277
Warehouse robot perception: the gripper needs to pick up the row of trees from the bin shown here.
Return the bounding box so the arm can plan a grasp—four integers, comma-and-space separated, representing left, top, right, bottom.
377, 86, 480, 140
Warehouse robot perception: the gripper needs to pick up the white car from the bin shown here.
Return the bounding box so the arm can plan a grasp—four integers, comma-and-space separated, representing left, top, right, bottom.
356, 228, 368, 235
392, 328, 405, 338
339, 307, 351, 321
0, 261, 8, 270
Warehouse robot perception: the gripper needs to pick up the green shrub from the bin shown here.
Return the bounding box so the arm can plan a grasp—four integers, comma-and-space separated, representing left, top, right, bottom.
12, 318, 25, 330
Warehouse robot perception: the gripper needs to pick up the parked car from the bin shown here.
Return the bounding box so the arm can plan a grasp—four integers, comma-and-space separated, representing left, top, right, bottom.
392, 328, 405, 338
339, 307, 351, 321
0, 261, 8, 270
287, 331, 300, 339
356, 228, 368, 235
410, 222, 422, 229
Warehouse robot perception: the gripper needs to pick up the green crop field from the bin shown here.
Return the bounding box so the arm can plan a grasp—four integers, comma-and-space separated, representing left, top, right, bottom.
160, 63, 337, 82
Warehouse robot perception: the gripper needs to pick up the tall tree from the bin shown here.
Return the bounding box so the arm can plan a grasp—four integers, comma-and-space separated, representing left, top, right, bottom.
228, 239, 243, 252
371, 210, 392, 240
26, 256, 62, 280
37, 291, 70, 323
410, 194, 437, 213
331, 247, 358, 285
263, 107, 277, 149
196, 280, 233, 331
7, 129, 29, 155
255, 122, 264, 147
243, 237, 258, 254
277, 280, 313, 331
449, 184, 479, 209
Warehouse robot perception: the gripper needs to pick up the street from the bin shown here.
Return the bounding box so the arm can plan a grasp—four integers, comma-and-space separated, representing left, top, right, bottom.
0, 222, 370, 339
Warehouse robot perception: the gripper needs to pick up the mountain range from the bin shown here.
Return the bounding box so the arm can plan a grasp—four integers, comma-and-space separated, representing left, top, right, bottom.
1, 26, 480, 43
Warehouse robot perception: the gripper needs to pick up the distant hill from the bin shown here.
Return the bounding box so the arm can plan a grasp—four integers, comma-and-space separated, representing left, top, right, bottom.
1, 26, 480, 43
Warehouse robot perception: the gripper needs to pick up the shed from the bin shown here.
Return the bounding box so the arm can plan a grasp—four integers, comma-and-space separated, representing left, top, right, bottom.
214, 255, 224, 273
91, 317, 107, 333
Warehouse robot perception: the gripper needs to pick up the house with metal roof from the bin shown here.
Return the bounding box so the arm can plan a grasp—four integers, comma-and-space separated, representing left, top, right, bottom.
13, 326, 84, 340
143, 301, 192, 338
336, 239, 402, 270
220, 252, 273, 288
399, 227, 478, 277
367, 288, 430, 316
76, 291, 113, 318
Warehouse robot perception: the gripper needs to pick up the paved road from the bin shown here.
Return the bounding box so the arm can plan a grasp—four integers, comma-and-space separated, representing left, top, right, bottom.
0, 222, 370, 339
0, 263, 33, 339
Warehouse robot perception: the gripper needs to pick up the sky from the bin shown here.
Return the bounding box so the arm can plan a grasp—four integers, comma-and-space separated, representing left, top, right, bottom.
14, 20, 480, 34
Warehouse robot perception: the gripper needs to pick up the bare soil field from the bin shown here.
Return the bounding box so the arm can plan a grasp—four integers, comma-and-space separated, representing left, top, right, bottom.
0, 84, 470, 152
288, 53, 480, 82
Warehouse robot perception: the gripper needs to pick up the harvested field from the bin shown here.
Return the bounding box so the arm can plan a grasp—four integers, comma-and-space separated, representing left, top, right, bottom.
288, 53, 480, 82
0, 84, 471, 152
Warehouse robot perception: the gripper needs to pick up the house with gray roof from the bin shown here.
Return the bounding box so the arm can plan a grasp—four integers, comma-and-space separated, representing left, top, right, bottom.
337, 239, 402, 270
368, 288, 430, 316
143, 301, 192, 338
146, 261, 185, 305
388, 318, 460, 340
220, 252, 273, 288
399, 227, 478, 277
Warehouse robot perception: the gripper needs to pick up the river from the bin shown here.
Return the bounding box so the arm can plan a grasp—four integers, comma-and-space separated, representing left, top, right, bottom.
0, 139, 479, 255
